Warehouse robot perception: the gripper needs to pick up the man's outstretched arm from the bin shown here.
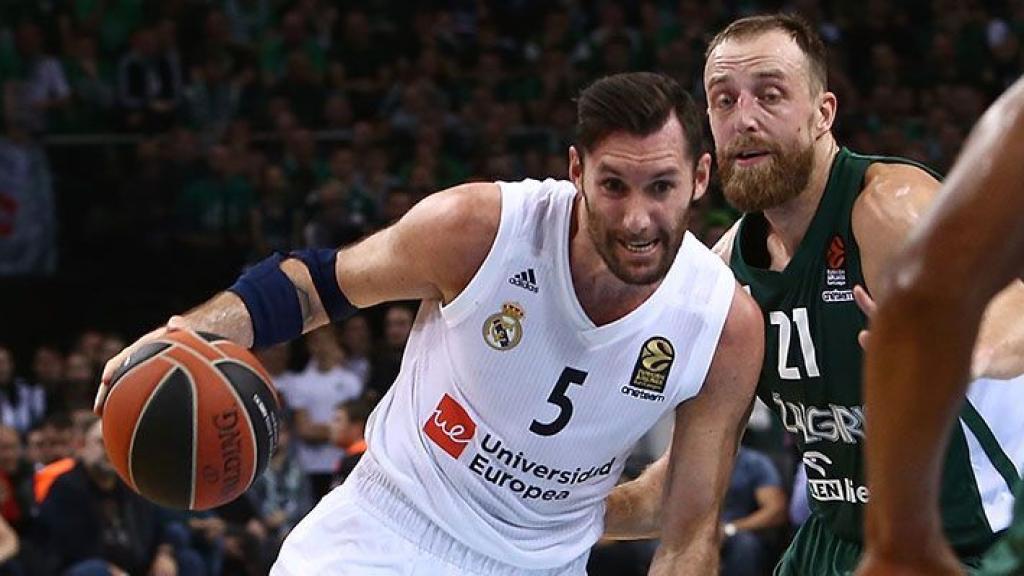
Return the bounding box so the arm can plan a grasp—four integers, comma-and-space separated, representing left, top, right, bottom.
97, 183, 500, 412
859, 77, 1024, 574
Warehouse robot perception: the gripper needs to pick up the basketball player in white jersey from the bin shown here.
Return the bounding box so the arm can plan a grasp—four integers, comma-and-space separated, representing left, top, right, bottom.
97, 72, 764, 575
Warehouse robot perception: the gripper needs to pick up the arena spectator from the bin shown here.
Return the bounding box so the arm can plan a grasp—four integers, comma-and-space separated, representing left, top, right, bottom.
36, 419, 205, 576
247, 418, 311, 571
176, 144, 254, 249
116, 25, 181, 132
0, 425, 33, 534
288, 326, 362, 500
338, 315, 371, 386
720, 447, 789, 576
253, 343, 296, 406
2, 21, 69, 135
29, 346, 64, 417
60, 32, 113, 132
0, 347, 44, 435
328, 395, 375, 487
62, 352, 96, 413
368, 304, 415, 396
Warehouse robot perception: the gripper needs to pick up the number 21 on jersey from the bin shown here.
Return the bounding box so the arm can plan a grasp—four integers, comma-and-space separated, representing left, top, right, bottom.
770, 308, 820, 379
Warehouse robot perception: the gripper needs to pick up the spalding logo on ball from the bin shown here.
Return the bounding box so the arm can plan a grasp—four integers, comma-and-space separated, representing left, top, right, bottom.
102, 330, 281, 510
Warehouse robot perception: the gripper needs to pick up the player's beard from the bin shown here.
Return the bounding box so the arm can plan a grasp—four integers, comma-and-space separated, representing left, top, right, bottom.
719, 136, 815, 213
583, 186, 688, 286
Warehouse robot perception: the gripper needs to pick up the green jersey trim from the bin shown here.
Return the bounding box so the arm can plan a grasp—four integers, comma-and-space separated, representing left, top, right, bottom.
962, 401, 1023, 493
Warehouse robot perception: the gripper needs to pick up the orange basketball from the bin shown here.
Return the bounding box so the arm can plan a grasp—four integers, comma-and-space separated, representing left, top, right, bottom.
102, 330, 280, 510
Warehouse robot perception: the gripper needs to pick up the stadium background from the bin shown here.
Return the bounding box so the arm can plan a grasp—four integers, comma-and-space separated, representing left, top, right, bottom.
0, 0, 1019, 574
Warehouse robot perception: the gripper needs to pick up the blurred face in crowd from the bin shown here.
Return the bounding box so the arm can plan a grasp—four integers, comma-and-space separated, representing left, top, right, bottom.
65, 352, 94, 387
384, 307, 415, 350
330, 407, 363, 449
705, 29, 835, 212
324, 95, 353, 128
209, 145, 235, 177
306, 327, 344, 371
330, 148, 356, 181
71, 410, 99, 450
287, 129, 316, 163
33, 346, 64, 387
100, 335, 126, 367
76, 330, 104, 365
0, 427, 21, 474
262, 164, 288, 194
0, 348, 12, 386
570, 113, 708, 286
80, 420, 116, 483
43, 424, 73, 464
341, 315, 372, 358
132, 28, 159, 58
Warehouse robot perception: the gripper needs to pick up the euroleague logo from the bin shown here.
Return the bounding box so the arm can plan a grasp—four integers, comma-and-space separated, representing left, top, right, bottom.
423, 394, 477, 458
826, 235, 846, 269
823, 235, 854, 303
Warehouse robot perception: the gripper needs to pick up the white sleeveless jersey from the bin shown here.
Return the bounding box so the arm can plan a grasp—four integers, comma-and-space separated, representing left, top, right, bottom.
362, 178, 736, 569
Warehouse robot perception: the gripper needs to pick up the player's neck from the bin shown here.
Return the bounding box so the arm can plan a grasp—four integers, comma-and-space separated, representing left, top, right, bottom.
568, 198, 660, 326
761, 136, 840, 265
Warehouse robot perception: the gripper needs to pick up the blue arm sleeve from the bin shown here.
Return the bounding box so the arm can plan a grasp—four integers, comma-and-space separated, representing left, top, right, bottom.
288, 248, 357, 323
227, 250, 358, 348
228, 253, 303, 348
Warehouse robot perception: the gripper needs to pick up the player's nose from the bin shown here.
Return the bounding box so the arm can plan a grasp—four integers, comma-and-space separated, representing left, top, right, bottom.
734, 93, 762, 133
621, 195, 653, 236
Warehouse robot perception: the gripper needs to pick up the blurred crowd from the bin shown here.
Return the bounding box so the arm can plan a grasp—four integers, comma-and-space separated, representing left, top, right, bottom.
3, 0, 1020, 279
0, 305, 411, 576
0, 0, 1019, 574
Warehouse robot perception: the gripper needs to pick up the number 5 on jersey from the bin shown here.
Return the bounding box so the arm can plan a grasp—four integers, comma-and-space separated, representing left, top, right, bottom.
770, 308, 820, 379
530, 368, 587, 436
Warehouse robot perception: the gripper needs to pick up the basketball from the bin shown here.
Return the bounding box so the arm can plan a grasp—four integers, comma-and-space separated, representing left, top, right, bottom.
102, 330, 280, 510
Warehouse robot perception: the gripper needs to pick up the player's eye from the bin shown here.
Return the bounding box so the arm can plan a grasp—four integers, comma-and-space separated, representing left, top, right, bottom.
650, 180, 675, 195
713, 93, 735, 109
602, 178, 626, 193
760, 87, 783, 104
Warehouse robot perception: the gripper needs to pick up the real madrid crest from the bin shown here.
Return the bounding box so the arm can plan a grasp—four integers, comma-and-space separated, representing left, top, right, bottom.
483, 302, 525, 351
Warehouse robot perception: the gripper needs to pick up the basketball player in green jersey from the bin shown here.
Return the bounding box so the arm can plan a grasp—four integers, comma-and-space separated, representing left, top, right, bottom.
856, 78, 1024, 576
604, 13, 1024, 575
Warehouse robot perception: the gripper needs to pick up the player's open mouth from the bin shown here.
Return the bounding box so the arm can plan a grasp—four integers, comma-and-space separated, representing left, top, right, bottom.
734, 150, 770, 166
621, 239, 658, 254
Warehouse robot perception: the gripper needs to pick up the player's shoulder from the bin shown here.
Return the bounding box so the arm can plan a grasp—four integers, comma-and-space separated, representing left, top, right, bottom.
410, 182, 502, 237
719, 281, 763, 348
857, 162, 940, 218
412, 178, 571, 238
853, 161, 941, 237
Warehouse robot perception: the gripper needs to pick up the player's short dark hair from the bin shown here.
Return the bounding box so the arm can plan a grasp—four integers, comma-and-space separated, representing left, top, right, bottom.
575, 72, 704, 166
706, 13, 828, 93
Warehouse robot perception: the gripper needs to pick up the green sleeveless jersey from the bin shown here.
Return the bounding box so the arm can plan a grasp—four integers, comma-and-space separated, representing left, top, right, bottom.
730, 148, 1019, 554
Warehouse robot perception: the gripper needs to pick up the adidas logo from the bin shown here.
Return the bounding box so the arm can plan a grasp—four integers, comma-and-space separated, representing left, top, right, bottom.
508, 268, 539, 293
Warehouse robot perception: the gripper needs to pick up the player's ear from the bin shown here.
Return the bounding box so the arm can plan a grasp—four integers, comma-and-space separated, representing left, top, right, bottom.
815, 90, 837, 138
691, 152, 712, 203
569, 146, 584, 187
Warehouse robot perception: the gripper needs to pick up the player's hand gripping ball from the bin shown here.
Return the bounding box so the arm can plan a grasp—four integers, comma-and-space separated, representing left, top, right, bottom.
102, 329, 280, 510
